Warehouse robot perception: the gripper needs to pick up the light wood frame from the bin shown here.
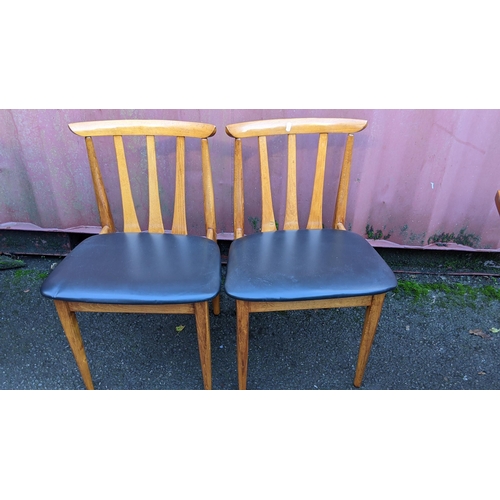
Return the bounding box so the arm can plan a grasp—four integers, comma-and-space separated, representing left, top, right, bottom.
226, 117, 386, 389
52, 119, 219, 389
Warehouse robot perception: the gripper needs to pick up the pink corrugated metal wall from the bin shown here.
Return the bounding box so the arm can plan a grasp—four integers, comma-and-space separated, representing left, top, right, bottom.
1, 109, 500, 250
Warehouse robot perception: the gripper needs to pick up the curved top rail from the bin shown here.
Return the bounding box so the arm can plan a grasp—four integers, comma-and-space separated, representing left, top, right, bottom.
225, 117, 367, 138
69, 119, 217, 139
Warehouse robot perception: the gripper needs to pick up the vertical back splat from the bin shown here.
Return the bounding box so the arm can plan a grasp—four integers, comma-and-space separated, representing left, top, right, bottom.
147, 135, 165, 233
258, 136, 276, 232
114, 136, 140, 232
284, 134, 299, 230
172, 136, 187, 235
306, 133, 328, 229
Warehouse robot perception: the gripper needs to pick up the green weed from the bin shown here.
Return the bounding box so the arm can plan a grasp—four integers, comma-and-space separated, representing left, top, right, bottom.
394, 279, 500, 306
248, 216, 261, 232
427, 228, 480, 248
248, 216, 279, 232
366, 224, 392, 240
13, 269, 49, 282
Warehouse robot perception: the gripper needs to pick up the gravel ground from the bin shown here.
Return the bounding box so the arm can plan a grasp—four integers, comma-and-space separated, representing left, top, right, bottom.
1, 249, 500, 390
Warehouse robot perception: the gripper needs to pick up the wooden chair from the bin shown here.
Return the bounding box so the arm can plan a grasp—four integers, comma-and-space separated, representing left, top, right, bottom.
495, 190, 500, 215
225, 118, 397, 389
41, 120, 221, 389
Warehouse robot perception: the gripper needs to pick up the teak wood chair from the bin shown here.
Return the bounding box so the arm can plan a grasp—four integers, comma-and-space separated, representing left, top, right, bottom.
225, 118, 397, 389
41, 119, 221, 389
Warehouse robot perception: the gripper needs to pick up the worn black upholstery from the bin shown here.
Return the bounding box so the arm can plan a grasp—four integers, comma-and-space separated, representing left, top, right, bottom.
41, 232, 221, 305
225, 229, 397, 302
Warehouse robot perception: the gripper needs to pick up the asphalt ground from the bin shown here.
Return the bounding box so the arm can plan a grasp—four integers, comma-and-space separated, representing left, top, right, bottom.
2, 248, 499, 499
1, 247, 500, 390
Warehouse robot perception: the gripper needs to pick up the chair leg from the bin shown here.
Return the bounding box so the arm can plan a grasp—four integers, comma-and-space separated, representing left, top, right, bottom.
53, 300, 94, 390
236, 300, 250, 390
353, 293, 386, 388
194, 301, 212, 389
212, 294, 221, 316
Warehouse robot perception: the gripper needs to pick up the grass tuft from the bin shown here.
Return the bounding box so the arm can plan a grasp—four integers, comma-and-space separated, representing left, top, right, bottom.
394, 279, 500, 306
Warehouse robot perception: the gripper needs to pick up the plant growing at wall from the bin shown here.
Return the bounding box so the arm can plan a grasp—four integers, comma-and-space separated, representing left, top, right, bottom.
248, 216, 261, 232
248, 216, 279, 233
365, 224, 392, 240
427, 228, 480, 248
394, 279, 500, 307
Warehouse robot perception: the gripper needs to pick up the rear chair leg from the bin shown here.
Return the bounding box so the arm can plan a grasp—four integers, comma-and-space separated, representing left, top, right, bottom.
54, 300, 94, 390
194, 301, 212, 389
212, 294, 221, 316
354, 293, 386, 388
236, 300, 250, 390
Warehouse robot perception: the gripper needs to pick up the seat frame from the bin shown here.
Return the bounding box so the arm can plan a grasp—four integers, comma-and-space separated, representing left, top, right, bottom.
225, 117, 391, 389
47, 119, 219, 389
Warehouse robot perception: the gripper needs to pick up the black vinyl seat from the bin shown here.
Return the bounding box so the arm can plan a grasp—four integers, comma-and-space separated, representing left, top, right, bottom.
225, 229, 396, 302
42, 233, 221, 305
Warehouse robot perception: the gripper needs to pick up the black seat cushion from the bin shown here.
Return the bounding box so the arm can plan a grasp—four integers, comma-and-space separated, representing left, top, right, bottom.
225, 229, 397, 301
41, 233, 221, 304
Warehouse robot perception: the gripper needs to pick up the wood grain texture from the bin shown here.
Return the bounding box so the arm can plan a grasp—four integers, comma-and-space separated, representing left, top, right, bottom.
354, 293, 386, 387
71, 119, 218, 238
54, 300, 94, 390
212, 295, 220, 316
247, 296, 372, 313
226, 117, 367, 138
194, 301, 212, 390
201, 137, 219, 317
114, 136, 141, 232
236, 300, 250, 390
306, 133, 328, 229
147, 135, 165, 233
68, 302, 196, 314
258, 136, 277, 232
283, 134, 299, 230
201, 138, 217, 240
172, 136, 187, 235
233, 139, 245, 239
85, 137, 116, 232
69, 119, 216, 139
334, 134, 354, 229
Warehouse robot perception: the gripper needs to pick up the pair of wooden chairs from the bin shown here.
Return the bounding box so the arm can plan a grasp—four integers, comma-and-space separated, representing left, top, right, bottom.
41, 118, 397, 390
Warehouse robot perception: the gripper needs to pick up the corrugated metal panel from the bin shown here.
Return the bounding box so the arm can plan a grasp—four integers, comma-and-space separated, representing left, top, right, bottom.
1, 109, 500, 250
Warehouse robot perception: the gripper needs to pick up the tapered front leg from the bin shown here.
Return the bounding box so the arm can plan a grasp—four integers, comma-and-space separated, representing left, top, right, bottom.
194, 301, 212, 389
354, 294, 385, 388
54, 300, 94, 390
236, 300, 250, 390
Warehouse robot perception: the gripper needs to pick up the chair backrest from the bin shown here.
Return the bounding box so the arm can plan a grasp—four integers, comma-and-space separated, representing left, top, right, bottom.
225, 118, 367, 238
69, 119, 217, 240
